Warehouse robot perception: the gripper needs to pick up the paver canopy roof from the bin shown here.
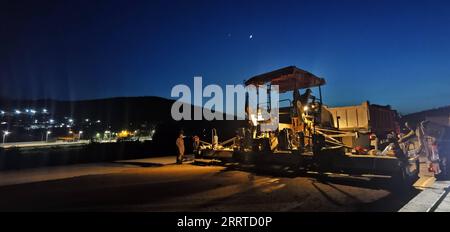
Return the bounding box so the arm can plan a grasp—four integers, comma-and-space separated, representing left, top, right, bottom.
245, 66, 326, 93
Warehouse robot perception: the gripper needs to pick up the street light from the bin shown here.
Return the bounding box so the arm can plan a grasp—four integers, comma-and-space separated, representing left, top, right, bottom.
46, 131, 52, 142
2, 131, 10, 144
79, 131, 83, 140
104, 130, 111, 142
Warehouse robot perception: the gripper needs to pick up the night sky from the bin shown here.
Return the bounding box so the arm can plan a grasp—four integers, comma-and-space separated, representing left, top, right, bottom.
1, 0, 450, 114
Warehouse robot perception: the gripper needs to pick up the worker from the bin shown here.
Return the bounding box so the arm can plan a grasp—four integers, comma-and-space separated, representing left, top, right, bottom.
398, 122, 416, 155
293, 89, 312, 114
293, 89, 312, 129
192, 135, 200, 155
299, 88, 313, 106
429, 141, 441, 175
176, 131, 185, 164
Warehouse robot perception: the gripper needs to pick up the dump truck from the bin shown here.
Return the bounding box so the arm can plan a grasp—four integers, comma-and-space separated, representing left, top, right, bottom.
327, 101, 400, 135
325, 102, 401, 149
198, 66, 420, 186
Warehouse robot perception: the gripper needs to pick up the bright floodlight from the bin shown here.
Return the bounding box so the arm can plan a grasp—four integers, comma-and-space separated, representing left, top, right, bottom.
2, 131, 10, 144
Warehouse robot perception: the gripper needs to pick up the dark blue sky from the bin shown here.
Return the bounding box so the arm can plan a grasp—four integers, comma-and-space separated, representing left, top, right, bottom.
1, 0, 449, 114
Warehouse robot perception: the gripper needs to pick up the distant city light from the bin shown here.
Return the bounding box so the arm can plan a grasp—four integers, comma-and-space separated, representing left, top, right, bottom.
96, 120, 101, 123
85, 119, 90, 122
68, 119, 74, 123
47, 131, 52, 135
42, 109, 48, 113
30, 109, 36, 114
0, 110, 4, 115
15, 110, 21, 114
49, 119, 55, 124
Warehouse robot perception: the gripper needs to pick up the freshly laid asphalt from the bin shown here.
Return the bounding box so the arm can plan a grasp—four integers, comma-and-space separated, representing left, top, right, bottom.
0, 156, 424, 212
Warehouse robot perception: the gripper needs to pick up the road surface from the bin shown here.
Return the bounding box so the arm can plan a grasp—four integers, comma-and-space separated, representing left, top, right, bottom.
0, 157, 419, 211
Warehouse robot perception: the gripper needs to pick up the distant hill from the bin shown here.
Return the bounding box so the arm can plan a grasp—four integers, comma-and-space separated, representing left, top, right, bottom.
401, 105, 450, 126
0, 96, 175, 129
0, 96, 246, 152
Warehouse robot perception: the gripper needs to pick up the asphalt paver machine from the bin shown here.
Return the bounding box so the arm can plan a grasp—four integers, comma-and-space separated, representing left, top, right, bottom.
231, 66, 419, 185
